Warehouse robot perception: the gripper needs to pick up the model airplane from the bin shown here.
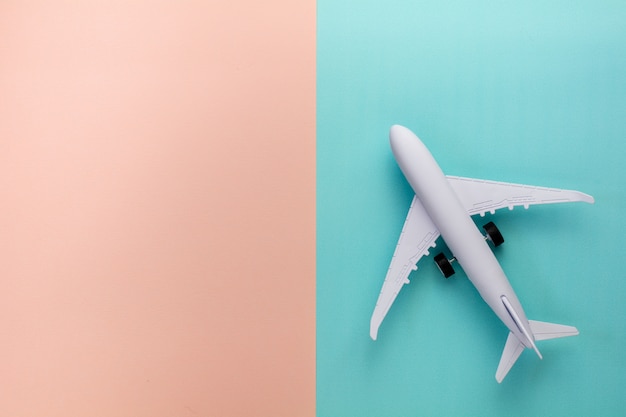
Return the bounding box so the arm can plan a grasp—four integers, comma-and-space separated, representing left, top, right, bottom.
371, 125, 594, 382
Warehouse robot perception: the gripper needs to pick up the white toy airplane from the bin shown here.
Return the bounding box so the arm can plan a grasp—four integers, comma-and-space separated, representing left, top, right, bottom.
371, 125, 594, 383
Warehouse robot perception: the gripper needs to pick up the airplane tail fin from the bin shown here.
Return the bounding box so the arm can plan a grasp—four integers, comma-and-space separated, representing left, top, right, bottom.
495, 320, 579, 383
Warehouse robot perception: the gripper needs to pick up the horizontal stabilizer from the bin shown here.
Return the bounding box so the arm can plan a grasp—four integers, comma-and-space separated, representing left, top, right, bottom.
529, 320, 579, 341
495, 320, 579, 383
496, 332, 525, 383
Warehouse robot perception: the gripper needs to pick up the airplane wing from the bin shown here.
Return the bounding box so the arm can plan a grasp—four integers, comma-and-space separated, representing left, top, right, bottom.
370, 195, 439, 340
446, 176, 595, 217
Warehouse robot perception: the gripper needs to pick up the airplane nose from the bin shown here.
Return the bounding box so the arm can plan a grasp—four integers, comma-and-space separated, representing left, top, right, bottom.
389, 125, 403, 148
389, 124, 414, 155
388, 125, 434, 176
389, 124, 406, 143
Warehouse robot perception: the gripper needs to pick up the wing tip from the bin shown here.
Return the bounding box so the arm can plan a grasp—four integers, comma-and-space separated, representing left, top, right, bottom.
370, 327, 378, 341
583, 193, 595, 204
572, 190, 594, 204
370, 316, 380, 340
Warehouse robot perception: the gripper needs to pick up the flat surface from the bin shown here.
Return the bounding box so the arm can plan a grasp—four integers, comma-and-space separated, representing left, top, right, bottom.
317, 1, 626, 415
0, 2, 315, 416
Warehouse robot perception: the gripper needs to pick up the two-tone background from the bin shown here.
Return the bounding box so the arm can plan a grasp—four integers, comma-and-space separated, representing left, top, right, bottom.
2, 1, 625, 416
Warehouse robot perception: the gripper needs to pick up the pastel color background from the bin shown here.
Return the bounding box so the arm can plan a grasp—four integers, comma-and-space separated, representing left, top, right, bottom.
2, 1, 625, 416
317, 1, 626, 416
0, 2, 314, 417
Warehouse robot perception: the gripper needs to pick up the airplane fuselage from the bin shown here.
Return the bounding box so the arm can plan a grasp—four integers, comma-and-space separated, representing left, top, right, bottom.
389, 125, 536, 349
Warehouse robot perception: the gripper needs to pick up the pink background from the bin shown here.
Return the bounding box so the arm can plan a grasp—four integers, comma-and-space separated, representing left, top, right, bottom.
0, 2, 315, 416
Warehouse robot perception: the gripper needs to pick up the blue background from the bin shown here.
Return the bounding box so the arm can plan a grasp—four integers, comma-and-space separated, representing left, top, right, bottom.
317, 1, 626, 416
